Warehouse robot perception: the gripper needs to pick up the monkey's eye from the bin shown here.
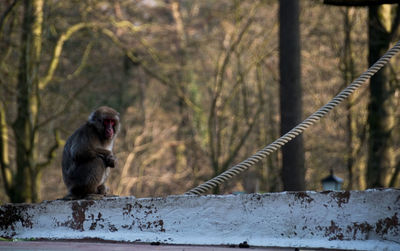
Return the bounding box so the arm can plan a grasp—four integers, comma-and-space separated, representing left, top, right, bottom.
104, 119, 115, 126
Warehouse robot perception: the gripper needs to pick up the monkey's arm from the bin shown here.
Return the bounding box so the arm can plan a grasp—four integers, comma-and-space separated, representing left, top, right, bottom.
94, 148, 117, 168
66, 121, 117, 168
71, 145, 115, 168
67, 129, 103, 162
69, 140, 97, 162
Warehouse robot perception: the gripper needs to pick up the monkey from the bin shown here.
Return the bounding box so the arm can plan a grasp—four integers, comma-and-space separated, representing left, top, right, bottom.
61, 106, 120, 200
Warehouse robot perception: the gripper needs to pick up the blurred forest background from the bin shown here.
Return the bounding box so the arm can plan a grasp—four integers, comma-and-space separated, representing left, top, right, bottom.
0, 0, 399, 203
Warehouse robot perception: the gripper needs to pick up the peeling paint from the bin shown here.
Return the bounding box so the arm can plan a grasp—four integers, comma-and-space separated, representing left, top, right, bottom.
324, 220, 343, 240
346, 222, 373, 240
0, 189, 399, 251
294, 192, 314, 204
56, 200, 95, 231
89, 212, 104, 230
331, 191, 350, 207
0, 204, 33, 235
376, 213, 399, 236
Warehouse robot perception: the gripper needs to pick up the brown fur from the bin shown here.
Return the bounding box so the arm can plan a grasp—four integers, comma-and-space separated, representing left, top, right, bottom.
62, 106, 120, 199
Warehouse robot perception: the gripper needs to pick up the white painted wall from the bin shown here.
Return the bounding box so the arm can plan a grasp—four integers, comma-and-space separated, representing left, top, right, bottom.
1, 189, 399, 250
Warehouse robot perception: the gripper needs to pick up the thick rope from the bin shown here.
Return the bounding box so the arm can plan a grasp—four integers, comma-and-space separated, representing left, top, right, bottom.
185, 40, 400, 195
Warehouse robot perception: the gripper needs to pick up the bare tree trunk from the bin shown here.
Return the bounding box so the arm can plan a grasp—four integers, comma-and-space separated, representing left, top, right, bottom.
279, 0, 305, 191
366, 5, 398, 188
11, 0, 43, 203
342, 9, 357, 190
0, 102, 12, 196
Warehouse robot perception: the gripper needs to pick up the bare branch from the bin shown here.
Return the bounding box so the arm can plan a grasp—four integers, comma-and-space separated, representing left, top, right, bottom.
37, 77, 96, 129
171, 1, 187, 46
0, 0, 20, 34
36, 129, 64, 171
39, 22, 97, 89
222, 104, 263, 172
111, 19, 144, 33
389, 5, 400, 40
100, 27, 202, 113
389, 159, 400, 187
208, 9, 256, 169
0, 101, 12, 193
66, 41, 93, 80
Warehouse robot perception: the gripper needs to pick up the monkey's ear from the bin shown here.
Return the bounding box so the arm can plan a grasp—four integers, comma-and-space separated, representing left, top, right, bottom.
88, 109, 96, 120
88, 110, 101, 125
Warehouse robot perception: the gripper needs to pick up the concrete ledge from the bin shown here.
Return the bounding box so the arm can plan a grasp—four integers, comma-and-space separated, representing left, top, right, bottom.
1, 189, 399, 250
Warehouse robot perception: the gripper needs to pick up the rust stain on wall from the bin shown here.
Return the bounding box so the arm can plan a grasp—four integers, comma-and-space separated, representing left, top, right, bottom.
1, 190, 399, 250
121, 202, 165, 232
332, 191, 350, 207
89, 212, 104, 230
376, 213, 399, 236
320, 213, 400, 241
323, 220, 344, 240
0, 204, 33, 237
346, 222, 373, 240
0, 204, 33, 238
294, 192, 314, 204
56, 200, 94, 231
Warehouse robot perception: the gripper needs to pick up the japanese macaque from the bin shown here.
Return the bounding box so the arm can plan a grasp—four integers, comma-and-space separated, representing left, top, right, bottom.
62, 106, 120, 199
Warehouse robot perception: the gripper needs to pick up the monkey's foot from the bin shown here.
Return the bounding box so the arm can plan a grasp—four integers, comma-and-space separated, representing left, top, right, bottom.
97, 184, 109, 195
104, 194, 119, 197
84, 194, 106, 200
57, 193, 117, 201
58, 194, 80, 200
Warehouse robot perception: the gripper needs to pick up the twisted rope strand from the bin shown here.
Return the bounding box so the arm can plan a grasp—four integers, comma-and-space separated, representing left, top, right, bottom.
185, 40, 400, 195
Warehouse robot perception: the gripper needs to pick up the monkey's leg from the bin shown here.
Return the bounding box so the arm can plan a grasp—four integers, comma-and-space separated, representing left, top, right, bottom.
97, 184, 118, 197
84, 179, 110, 200
58, 193, 81, 200
65, 159, 107, 198
97, 184, 109, 194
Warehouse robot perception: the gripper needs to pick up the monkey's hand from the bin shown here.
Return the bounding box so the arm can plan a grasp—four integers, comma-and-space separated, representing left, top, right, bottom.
105, 154, 117, 168
95, 148, 116, 168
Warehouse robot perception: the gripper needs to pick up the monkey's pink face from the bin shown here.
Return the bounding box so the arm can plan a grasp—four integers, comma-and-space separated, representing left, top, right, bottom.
104, 119, 116, 139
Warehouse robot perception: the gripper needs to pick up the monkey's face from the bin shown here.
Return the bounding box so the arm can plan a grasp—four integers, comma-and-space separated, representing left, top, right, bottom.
88, 106, 120, 141
104, 119, 116, 139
